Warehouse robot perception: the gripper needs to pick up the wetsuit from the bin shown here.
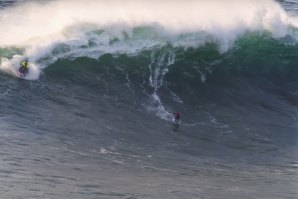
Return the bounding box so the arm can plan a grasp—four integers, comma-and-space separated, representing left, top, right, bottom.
19, 61, 29, 76
174, 112, 181, 123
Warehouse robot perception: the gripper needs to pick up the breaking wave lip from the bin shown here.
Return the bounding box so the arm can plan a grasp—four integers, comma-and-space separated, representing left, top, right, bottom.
1, 0, 298, 79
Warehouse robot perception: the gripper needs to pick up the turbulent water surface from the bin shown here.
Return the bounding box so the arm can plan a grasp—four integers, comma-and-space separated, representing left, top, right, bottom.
0, 0, 298, 198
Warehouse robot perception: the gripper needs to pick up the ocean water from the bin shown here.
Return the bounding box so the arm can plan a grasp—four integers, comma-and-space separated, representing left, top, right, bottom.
0, 0, 297, 198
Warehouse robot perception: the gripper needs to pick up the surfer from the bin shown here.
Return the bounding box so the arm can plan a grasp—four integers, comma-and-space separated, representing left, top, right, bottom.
18, 60, 29, 77
173, 112, 181, 123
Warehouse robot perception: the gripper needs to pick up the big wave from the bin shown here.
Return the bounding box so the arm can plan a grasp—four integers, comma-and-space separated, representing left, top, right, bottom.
0, 0, 297, 80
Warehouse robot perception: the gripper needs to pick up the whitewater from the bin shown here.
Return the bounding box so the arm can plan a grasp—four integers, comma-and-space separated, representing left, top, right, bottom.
0, 0, 297, 198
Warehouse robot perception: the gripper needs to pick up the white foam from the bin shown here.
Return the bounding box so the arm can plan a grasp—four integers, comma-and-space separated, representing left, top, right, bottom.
2, 0, 294, 44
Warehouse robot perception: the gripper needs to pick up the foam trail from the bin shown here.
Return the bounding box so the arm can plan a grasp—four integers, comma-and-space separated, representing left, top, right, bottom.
0, 0, 297, 79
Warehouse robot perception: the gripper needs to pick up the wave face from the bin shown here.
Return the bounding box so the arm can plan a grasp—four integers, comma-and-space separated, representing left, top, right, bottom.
0, 0, 297, 161
0, 1, 298, 198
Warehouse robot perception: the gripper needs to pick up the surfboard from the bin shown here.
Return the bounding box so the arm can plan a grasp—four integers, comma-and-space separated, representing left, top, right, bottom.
17, 70, 27, 78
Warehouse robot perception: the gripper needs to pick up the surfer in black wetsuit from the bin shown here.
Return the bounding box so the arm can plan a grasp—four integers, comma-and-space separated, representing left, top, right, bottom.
174, 112, 181, 123
18, 60, 29, 77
